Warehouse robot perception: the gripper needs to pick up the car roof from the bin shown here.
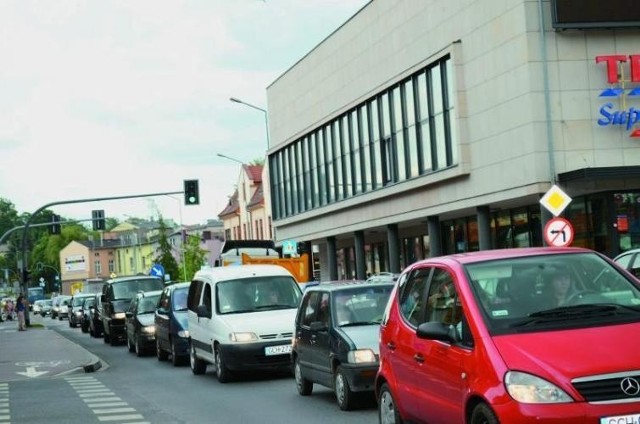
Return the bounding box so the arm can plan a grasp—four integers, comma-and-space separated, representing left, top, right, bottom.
105, 275, 162, 285
409, 247, 596, 267
194, 264, 295, 282
614, 248, 640, 260
305, 280, 394, 293
136, 289, 163, 298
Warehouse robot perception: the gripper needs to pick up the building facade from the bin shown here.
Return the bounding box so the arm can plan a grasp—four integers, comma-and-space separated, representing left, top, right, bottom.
265, 0, 640, 281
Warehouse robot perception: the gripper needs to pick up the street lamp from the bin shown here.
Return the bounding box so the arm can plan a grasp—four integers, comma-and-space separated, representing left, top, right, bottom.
216, 153, 245, 165
229, 97, 270, 149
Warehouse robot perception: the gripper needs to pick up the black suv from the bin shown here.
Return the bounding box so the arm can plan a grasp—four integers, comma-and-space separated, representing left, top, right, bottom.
101, 276, 164, 346
292, 280, 395, 410
68, 293, 94, 328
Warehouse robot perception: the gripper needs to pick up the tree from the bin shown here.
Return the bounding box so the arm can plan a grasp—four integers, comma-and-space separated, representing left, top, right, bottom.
153, 216, 180, 282
183, 234, 208, 281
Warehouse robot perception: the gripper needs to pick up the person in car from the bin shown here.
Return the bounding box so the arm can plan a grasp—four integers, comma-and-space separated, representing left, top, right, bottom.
543, 266, 574, 307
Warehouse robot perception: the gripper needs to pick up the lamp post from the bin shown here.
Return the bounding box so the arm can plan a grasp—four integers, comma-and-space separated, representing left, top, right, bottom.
216, 153, 253, 239
229, 97, 270, 149
216, 153, 245, 165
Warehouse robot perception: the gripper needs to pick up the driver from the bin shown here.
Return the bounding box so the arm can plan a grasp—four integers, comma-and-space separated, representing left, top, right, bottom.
546, 266, 573, 307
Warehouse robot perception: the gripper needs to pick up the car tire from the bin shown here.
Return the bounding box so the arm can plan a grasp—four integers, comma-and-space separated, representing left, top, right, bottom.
215, 345, 231, 383
335, 366, 356, 411
108, 325, 118, 346
378, 383, 403, 424
294, 356, 313, 396
470, 403, 498, 424
135, 336, 144, 357
170, 339, 183, 366
189, 342, 206, 375
103, 327, 110, 344
157, 340, 168, 361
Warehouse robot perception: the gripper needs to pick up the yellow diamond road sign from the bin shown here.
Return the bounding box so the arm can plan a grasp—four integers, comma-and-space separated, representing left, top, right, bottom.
540, 184, 572, 217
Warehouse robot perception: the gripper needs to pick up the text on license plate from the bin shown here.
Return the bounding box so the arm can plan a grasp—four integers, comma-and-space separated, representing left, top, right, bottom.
265, 344, 292, 356
601, 413, 640, 424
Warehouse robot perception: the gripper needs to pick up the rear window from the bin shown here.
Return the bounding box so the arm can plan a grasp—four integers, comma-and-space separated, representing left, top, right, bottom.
111, 278, 164, 300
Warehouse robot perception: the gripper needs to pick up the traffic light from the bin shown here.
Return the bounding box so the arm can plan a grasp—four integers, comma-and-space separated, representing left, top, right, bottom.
92, 209, 105, 231
297, 241, 310, 255
184, 179, 200, 205
50, 214, 61, 235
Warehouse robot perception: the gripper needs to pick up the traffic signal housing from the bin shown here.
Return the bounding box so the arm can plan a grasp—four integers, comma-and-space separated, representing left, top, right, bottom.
92, 210, 105, 231
184, 179, 200, 205
50, 214, 61, 235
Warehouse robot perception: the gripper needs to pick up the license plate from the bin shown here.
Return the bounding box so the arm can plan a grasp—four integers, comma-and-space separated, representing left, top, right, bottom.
601, 413, 640, 424
264, 344, 292, 356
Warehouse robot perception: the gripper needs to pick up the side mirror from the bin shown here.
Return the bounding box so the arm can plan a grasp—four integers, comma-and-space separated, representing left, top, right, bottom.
156, 307, 169, 316
416, 321, 456, 343
196, 304, 210, 318
125, 311, 133, 318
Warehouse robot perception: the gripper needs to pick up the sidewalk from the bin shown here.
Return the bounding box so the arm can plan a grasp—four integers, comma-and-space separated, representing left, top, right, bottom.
0, 319, 102, 383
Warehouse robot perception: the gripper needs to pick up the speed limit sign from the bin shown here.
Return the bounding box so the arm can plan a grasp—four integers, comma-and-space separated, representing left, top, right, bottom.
543, 217, 574, 247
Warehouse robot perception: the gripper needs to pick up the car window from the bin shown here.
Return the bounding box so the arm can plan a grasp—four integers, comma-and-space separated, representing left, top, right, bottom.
317, 293, 330, 326
139, 295, 160, 314
301, 291, 320, 326
332, 285, 394, 326
399, 267, 431, 326
216, 276, 301, 314
172, 288, 188, 311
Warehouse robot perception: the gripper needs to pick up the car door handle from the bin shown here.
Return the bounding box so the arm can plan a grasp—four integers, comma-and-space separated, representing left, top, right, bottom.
413, 353, 424, 363
386, 342, 396, 351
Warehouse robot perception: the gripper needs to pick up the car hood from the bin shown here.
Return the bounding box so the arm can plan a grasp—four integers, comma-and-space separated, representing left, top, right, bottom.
340, 325, 380, 354
493, 322, 640, 380
218, 309, 296, 337
137, 313, 155, 327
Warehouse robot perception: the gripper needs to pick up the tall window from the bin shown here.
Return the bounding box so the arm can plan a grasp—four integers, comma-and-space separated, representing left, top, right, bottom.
95, 261, 102, 275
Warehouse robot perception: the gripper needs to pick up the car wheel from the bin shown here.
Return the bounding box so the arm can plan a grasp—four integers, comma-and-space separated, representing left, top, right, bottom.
109, 325, 118, 346
215, 345, 231, 383
470, 403, 498, 424
157, 339, 168, 361
335, 365, 356, 411
294, 356, 313, 396
135, 336, 144, 357
170, 339, 183, 366
378, 383, 403, 424
189, 342, 206, 375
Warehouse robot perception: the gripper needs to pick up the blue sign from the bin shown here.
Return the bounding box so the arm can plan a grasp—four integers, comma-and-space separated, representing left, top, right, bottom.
150, 263, 165, 278
282, 239, 297, 255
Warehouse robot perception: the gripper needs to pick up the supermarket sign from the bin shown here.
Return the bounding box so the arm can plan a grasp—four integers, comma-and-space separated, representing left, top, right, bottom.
596, 55, 640, 137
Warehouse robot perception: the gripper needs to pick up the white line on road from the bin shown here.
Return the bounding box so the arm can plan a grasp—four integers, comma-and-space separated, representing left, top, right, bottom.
97, 414, 145, 421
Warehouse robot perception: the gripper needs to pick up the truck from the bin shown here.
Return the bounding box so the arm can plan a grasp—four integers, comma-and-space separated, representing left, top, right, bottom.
215, 240, 312, 284
27, 287, 45, 309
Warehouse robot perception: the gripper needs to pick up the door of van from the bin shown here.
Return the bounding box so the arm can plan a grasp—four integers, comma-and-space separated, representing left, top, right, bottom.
188, 279, 214, 362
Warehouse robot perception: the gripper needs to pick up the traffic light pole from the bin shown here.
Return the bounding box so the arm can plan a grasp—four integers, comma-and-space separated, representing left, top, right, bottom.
19, 190, 184, 294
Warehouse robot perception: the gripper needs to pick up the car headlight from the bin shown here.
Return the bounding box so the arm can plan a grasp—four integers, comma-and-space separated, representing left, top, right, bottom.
347, 349, 377, 364
142, 325, 155, 335
229, 332, 258, 342
112, 312, 126, 319
505, 371, 573, 404
177, 330, 189, 338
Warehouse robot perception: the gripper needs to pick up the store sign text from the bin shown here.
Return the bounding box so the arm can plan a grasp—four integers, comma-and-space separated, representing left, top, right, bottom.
595, 55, 640, 137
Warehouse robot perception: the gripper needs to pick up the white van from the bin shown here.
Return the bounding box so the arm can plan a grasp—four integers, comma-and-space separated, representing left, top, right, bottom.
187, 264, 302, 383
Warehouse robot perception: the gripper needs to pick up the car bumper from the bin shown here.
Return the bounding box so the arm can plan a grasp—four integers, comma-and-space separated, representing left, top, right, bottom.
108, 319, 126, 341
137, 333, 156, 350
493, 399, 640, 423
172, 336, 190, 357
338, 362, 379, 392
219, 340, 292, 372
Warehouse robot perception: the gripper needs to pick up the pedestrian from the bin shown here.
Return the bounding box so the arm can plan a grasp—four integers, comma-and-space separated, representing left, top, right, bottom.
16, 294, 27, 331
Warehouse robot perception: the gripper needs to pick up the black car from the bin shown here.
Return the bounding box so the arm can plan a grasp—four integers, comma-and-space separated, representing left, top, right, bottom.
292, 280, 394, 410
155, 282, 190, 366
125, 290, 162, 357
101, 275, 164, 346
68, 293, 94, 328
80, 296, 97, 333
89, 293, 104, 338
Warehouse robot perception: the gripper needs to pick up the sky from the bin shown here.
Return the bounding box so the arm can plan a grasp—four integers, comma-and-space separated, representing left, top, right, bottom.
0, 0, 369, 227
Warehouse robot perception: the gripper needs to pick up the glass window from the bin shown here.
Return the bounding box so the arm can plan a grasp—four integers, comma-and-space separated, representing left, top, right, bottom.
360, 105, 372, 193
392, 86, 406, 181
325, 124, 335, 204
333, 122, 344, 201
316, 128, 327, 206
341, 115, 352, 198
301, 291, 319, 326
351, 110, 362, 194
399, 267, 431, 326
371, 99, 382, 189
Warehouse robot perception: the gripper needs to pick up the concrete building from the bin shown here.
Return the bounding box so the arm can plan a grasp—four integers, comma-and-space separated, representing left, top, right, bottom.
265, 0, 640, 281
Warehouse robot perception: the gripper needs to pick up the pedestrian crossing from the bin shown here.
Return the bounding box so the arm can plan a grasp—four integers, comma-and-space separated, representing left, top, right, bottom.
65, 376, 150, 423
0, 383, 10, 424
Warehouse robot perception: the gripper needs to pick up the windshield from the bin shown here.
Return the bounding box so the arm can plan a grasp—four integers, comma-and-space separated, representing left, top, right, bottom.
138, 294, 160, 314
112, 278, 163, 300
216, 276, 301, 314
467, 252, 640, 334
332, 284, 394, 326
73, 296, 89, 306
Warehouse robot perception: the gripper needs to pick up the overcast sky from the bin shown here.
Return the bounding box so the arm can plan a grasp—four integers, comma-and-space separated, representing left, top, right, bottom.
0, 0, 369, 227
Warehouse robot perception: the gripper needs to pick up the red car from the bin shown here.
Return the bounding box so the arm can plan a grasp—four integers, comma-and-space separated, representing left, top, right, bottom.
376, 247, 640, 424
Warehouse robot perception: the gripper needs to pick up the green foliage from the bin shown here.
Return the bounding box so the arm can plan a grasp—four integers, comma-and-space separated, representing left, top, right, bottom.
153, 216, 180, 282
183, 234, 208, 281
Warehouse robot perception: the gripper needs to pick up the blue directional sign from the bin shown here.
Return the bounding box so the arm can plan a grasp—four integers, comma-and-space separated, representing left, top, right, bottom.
150, 263, 165, 278
281, 239, 297, 255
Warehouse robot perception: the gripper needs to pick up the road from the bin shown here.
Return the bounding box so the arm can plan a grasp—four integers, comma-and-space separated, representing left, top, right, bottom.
2, 315, 378, 423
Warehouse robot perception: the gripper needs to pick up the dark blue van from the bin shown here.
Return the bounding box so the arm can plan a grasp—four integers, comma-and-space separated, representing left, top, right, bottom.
154, 282, 190, 366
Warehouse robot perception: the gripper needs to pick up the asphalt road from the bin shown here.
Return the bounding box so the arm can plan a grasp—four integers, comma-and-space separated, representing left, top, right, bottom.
2, 315, 379, 423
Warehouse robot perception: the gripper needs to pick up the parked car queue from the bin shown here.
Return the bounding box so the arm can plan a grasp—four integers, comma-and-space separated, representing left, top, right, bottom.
56, 246, 640, 424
